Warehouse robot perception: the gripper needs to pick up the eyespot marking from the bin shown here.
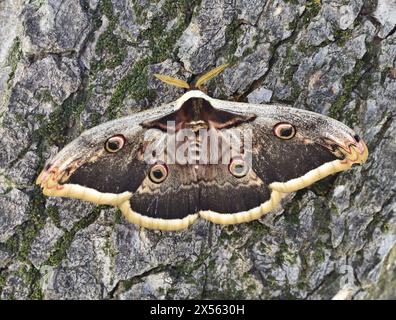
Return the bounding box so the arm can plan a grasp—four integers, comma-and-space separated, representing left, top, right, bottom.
105, 135, 125, 153
273, 122, 296, 140
149, 163, 168, 183
229, 158, 248, 178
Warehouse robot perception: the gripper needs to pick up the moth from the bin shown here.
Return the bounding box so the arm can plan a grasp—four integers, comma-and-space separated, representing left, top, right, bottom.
36, 65, 368, 231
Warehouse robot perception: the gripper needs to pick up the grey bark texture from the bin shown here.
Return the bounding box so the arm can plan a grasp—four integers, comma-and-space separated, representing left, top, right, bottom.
0, 0, 395, 300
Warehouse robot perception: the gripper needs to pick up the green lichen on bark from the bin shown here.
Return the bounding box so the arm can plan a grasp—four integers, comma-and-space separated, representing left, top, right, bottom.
0, 0, 395, 300
329, 36, 380, 126
3, 188, 46, 262
104, 0, 201, 119
5, 37, 22, 87
45, 207, 102, 266
301, 0, 321, 25
92, 0, 128, 72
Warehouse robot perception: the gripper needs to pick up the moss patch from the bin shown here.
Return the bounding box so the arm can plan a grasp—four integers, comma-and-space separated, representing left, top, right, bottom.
45, 206, 102, 266
302, 0, 321, 25
92, 0, 128, 72
33, 84, 92, 146
3, 187, 47, 262
25, 265, 43, 300
6, 37, 22, 87
334, 28, 353, 47
46, 205, 61, 228
329, 59, 366, 122
104, 0, 201, 118
223, 20, 245, 64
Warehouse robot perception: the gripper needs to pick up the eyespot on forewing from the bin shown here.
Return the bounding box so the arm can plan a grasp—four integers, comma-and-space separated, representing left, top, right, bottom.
273, 122, 296, 140
104, 135, 126, 153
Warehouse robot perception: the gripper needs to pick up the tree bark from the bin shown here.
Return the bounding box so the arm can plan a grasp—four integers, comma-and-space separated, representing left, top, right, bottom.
0, 0, 395, 299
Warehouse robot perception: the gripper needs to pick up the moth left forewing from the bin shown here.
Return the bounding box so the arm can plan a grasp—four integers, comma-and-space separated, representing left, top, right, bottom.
37, 111, 164, 206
